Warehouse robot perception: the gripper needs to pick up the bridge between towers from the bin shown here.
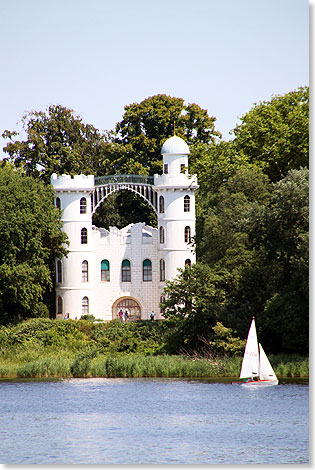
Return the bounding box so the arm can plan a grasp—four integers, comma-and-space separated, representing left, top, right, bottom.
92, 175, 158, 215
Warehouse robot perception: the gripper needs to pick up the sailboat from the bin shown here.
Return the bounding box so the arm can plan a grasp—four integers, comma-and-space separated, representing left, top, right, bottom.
234, 317, 278, 386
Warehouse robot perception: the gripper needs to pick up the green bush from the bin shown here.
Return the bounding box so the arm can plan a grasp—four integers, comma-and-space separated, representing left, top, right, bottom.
0, 319, 308, 379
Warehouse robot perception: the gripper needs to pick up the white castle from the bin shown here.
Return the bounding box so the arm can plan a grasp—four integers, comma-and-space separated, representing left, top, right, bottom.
51, 135, 198, 321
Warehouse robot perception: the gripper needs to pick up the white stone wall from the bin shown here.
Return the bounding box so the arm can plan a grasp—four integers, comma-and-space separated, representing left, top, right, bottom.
52, 137, 198, 322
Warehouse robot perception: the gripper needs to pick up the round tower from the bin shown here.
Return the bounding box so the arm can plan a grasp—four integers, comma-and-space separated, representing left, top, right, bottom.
51, 173, 95, 319
154, 136, 198, 281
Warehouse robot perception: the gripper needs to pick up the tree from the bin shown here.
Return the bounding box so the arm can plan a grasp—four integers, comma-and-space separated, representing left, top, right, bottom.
196, 167, 271, 267
232, 86, 309, 182
161, 263, 226, 352
0, 165, 68, 324
115, 94, 221, 175
2, 105, 108, 183
244, 168, 309, 353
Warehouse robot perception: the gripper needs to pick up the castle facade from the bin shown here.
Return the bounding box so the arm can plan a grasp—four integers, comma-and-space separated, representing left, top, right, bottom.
51, 135, 198, 320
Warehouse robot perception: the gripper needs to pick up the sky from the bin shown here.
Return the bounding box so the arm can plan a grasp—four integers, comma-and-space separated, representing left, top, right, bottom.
0, 0, 309, 159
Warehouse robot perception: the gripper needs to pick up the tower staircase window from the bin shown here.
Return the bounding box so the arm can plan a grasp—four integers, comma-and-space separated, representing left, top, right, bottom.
82, 260, 88, 282
81, 228, 88, 244
80, 197, 87, 214
184, 195, 190, 212
82, 296, 89, 314
159, 226, 165, 244
159, 195, 164, 213
55, 197, 61, 210
101, 259, 110, 281
57, 296, 63, 315
160, 259, 165, 281
185, 226, 191, 243
164, 164, 168, 174
56, 260, 62, 283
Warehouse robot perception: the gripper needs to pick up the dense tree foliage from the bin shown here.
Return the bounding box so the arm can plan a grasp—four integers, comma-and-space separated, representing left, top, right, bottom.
232, 86, 309, 182
161, 264, 228, 352
241, 168, 309, 353
114, 94, 221, 175
2, 105, 108, 184
164, 167, 309, 354
0, 165, 68, 324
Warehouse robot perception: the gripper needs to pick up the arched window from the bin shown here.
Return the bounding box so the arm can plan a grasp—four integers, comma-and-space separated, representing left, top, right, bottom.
160, 259, 165, 281
164, 163, 168, 174
143, 259, 152, 282
184, 195, 190, 212
80, 197, 87, 214
57, 296, 63, 315
82, 260, 88, 282
81, 228, 88, 244
185, 226, 191, 243
56, 260, 62, 283
122, 259, 131, 282
159, 195, 164, 213
160, 226, 165, 244
185, 259, 191, 267
101, 259, 110, 281
55, 197, 61, 210
82, 296, 89, 314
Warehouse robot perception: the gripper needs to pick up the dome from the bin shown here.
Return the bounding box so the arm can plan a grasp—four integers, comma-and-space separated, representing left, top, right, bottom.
161, 135, 190, 155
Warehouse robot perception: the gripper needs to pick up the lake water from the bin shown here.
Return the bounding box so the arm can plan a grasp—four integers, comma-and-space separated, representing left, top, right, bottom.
0, 378, 309, 464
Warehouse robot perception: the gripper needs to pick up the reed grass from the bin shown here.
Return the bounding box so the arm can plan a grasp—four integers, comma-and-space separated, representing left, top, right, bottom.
0, 353, 308, 379
88, 355, 221, 379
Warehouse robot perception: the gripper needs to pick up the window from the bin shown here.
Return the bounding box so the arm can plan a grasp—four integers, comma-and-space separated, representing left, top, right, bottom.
164, 164, 168, 174
185, 226, 191, 243
159, 195, 164, 213
57, 296, 63, 315
81, 228, 88, 244
101, 259, 110, 281
56, 260, 62, 283
185, 259, 191, 267
122, 259, 131, 282
184, 195, 190, 212
82, 296, 89, 314
55, 197, 61, 210
160, 259, 165, 281
143, 259, 152, 282
160, 226, 165, 244
180, 164, 186, 174
80, 197, 87, 214
82, 260, 88, 282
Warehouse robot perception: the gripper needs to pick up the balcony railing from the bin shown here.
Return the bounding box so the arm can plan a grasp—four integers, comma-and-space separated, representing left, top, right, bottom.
95, 174, 154, 186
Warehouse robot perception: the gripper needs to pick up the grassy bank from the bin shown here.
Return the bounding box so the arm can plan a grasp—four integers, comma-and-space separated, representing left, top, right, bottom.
0, 318, 309, 379
0, 353, 309, 380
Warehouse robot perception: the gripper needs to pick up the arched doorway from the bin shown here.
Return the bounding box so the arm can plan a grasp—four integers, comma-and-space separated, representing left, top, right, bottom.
113, 298, 141, 321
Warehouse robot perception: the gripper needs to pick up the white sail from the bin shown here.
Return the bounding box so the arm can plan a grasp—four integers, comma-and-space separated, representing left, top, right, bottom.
240, 318, 259, 378
259, 343, 278, 383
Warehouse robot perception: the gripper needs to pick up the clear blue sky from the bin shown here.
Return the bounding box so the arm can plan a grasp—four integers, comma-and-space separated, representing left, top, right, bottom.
0, 0, 309, 158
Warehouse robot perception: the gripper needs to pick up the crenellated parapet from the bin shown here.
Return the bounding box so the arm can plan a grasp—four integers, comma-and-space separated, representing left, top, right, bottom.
51, 173, 95, 191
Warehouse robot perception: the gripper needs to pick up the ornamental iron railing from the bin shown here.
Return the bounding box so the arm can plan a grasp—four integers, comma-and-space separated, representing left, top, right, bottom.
95, 174, 154, 186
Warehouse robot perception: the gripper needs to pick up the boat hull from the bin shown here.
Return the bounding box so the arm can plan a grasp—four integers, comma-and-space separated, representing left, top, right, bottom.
232, 379, 278, 387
